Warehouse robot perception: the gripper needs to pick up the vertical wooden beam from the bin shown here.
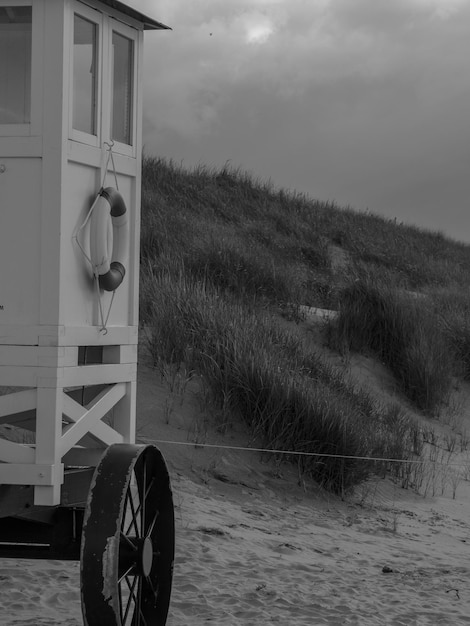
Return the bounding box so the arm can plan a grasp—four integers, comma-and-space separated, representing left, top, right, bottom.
130, 28, 144, 328
39, 0, 67, 328
34, 386, 64, 505
111, 379, 136, 444
30, 0, 45, 137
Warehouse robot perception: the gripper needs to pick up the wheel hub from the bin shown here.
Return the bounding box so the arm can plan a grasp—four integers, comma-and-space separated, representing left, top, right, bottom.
140, 536, 153, 577
118, 535, 154, 578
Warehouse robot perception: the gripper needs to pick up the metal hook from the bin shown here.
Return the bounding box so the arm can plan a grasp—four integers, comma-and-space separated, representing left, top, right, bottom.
103, 140, 115, 151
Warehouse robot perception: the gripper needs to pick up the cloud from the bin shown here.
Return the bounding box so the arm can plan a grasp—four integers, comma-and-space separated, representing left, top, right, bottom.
244, 17, 275, 44
138, 0, 470, 239
147, 0, 468, 128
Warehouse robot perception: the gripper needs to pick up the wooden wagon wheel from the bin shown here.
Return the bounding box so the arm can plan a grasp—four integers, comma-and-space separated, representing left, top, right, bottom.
80, 444, 175, 626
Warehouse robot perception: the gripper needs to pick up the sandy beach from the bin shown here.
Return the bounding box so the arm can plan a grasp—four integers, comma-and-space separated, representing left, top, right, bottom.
2, 343, 470, 625
2, 466, 470, 625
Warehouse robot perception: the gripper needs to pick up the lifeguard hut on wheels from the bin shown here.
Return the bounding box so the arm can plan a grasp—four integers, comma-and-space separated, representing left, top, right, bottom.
0, 1, 174, 624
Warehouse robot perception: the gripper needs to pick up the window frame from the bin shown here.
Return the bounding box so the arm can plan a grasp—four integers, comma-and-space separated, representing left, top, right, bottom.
0, 0, 36, 137
106, 17, 138, 157
69, 1, 102, 147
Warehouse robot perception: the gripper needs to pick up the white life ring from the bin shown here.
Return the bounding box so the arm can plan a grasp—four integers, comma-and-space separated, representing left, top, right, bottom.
90, 187, 129, 292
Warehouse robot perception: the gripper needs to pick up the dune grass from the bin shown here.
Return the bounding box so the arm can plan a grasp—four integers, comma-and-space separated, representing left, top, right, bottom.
430, 289, 470, 380
140, 261, 421, 493
140, 156, 470, 492
327, 277, 454, 414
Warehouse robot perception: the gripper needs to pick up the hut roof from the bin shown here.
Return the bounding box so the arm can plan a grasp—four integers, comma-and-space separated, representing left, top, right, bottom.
95, 0, 170, 30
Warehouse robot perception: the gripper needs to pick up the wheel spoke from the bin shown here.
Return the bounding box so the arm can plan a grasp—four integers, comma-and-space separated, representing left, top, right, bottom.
119, 582, 123, 624
125, 484, 141, 537
121, 489, 130, 531
120, 530, 138, 551
122, 575, 139, 624
144, 476, 155, 501
122, 488, 138, 536
141, 461, 147, 537
118, 562, 136, 584
139, 607, 148, 626
146, 575, 159, 603
145, 508, 160, 540
130, 577, 149, 626
136, 577, 143, 626
133, 477, 156, 531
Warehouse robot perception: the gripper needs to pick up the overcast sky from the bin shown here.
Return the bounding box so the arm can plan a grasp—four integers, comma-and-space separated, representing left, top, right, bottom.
135, 0, 469, 243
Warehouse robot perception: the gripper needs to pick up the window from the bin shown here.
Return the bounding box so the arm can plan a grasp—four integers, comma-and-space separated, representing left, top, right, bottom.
0, 6, 32, 125
73, 14, 98, 135
111, 31, 133, 145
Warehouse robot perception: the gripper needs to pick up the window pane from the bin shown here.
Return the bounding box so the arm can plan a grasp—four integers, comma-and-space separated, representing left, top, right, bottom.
73, 14, 97, 135
0, 6, 32, 125
112, 32, 133, 145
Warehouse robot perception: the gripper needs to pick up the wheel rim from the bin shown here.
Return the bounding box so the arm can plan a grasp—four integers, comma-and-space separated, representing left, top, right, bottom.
81, 444, 175, 626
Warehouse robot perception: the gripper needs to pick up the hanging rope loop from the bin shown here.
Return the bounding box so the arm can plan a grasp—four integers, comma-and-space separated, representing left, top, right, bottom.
73, 141, 127, 332
102, 140, 119, 190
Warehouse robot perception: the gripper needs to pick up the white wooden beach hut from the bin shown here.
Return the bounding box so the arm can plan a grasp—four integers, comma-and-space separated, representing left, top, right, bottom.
0, 2, 174, 623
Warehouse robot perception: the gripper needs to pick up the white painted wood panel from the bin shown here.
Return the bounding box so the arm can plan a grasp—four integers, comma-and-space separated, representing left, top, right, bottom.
0, 157, 42, 326
0, 438, 35, 464
0, 462, 63, 486
0, 388, 36, 418
0, 362, 136, 387
0, 346, 78, 367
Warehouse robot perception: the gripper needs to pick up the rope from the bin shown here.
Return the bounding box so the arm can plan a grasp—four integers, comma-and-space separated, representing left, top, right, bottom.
138, 437, 469, 469
73, 193, 100, 266
102, 141, 119, 190
94, 272, 116, 333
96, 141, 119, 331
73, 141, 120, 333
